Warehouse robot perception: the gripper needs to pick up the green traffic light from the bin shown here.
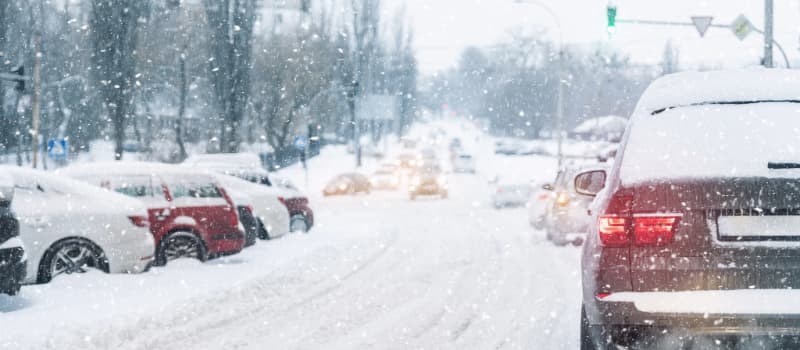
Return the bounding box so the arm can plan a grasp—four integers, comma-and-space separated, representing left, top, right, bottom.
607, 5, 617, 33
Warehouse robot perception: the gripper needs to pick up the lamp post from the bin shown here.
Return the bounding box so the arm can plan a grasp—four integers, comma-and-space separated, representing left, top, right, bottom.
514, 0, 565, 168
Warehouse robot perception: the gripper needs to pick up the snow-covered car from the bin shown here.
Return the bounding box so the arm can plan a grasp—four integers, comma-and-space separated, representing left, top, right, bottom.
451, 153, 476, 173
394, 153, 419, 169
214, 174, 290, 240
3, 166, 154, 284
409, 165, 448, 200
223, 188, 259, 247
183, 161, 314, 233
0, 170, 25, 295
544, 163, 608, 246
580, 69, 800, 348
491, 183, 532, 209
61, 162, 245, 265
369, 169, 400, 190
323, 173, 371, 196
527, 182, 553, 230
184, 152, 263, 170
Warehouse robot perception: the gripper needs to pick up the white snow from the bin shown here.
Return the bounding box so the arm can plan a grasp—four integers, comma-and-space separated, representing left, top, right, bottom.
605, 289, 800, 315
633, 68, 800, 115
572, 115, 627, 135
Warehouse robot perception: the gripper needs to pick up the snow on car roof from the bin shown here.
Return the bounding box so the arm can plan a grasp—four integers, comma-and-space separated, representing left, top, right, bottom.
633, 68, 800, 116
184, 153, 263, 168
572, 115, 627, 134
59, 161, 211, 178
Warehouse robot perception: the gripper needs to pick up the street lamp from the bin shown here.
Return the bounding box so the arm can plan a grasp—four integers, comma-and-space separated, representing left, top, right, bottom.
513, 0, 565, 168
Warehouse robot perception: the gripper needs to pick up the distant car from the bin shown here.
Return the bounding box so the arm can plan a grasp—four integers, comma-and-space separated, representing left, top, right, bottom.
369, 169, 400, 190
544, 164, 609, 246
4, 166, 154, 284
452, 153, 476, 173
214, 174, 290, 240
492, 183, 532, 209
0, 171, 25, 295
62, 162, 245, 266
494, 140, 522, 155
395, 153, 419, 169
528, 182, 554, 230
409, 166, 448, 200
323, 173, 371, 196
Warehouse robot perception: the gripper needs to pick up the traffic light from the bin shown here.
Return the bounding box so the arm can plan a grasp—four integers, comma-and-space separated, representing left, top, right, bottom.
10, 66, 24, 92
606, 5, 617, 34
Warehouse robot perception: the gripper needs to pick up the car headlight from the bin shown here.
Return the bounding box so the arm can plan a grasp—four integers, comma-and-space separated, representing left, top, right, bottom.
338, 184, 348, 191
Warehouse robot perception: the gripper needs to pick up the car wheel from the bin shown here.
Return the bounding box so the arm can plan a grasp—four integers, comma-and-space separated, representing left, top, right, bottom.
290, 214, 309, 233
38, 238, 109, 284
157, 232, 207, 265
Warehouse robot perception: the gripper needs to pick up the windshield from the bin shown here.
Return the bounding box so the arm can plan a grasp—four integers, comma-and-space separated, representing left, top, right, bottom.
5, 1, 800, 349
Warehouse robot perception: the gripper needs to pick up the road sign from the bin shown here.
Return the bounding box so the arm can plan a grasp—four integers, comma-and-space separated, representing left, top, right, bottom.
47, 138, 68, 160
691, 16, 713, 37
293, 135, 308, 151
730, 14, 752, 41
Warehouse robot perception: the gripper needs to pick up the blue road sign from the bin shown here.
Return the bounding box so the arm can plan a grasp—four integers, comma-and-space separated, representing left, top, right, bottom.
294, 135, 308, 150
47, 138, 68, 160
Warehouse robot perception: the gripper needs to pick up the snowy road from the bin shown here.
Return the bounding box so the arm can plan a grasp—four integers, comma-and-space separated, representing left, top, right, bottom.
0, 123, 583, 349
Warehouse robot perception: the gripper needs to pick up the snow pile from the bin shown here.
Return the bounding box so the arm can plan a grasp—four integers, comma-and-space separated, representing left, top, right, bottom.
572, 115, 627, 136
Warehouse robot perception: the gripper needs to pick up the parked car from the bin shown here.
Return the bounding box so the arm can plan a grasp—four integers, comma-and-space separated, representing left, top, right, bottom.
0, 171, 25, 295
61, 162, 245, 266
544, 164, 608, 246
223, 189, 259, 247
4, 166, 154, 284
491, 183, 532, 209
579, 70, 800, 349
184, 160, 314, 233
323, 173, 371, 196
409, 165, 448, 200
213, 174, 290, 240
369, 169, 400, 190
452, 153, 476, 173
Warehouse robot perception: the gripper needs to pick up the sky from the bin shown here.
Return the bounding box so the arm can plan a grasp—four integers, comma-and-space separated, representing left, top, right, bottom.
399, 0, 800, 74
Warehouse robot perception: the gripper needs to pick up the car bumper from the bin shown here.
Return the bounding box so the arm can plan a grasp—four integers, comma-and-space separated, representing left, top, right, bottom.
590, 290, 800, 335
0, 245, 26, 294
409, 184, 446, 195
107, 230, 156, 274
207, 231, 245, 255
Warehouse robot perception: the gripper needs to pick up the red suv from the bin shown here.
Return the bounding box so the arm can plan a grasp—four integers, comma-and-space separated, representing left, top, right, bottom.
61, 163, 245, 265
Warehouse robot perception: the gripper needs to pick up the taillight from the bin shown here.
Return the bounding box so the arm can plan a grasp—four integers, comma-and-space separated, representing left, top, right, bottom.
598, 215, 628, 246
598, 214, 681, 247
277, 196, 286, 205
128, 215, 150, 228
633, 215, 680, 246
229, 207, 239, 227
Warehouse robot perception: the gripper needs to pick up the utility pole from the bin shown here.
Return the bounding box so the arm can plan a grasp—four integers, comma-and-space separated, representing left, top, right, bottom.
556, 50, 564, 169
764, 0, 774, 68
31, 33, 42, 168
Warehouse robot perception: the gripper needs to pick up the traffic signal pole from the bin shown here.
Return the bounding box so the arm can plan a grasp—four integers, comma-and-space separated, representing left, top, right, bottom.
764, 0, 774, 68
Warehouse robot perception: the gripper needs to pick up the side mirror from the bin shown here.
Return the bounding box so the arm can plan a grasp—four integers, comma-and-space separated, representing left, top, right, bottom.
574, 170, 607, 197
541, 183, 554, 191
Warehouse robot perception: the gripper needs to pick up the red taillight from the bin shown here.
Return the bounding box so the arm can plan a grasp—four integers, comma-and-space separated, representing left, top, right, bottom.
595, 292, 611, 300
128, 215, 150, 228
633, 215, 680, 246
277, 196, 286, 205
229, 207, 240, 227
598, 215, 628, 247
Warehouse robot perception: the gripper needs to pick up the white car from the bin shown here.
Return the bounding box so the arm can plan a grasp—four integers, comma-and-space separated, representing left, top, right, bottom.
213, 174, 290, 240
2, 166, 155, 284
491, 183, 533, 209
369, 169, 400, 190
452, 153, 476, 173
527, 182, 553, 230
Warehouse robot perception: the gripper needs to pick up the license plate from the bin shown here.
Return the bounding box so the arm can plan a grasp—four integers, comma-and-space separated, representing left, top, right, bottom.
717, 215, 800, 239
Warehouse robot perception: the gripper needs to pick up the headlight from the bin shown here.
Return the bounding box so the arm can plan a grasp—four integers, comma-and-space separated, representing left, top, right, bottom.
556, 192, 570, 206
338, 184, 348, 191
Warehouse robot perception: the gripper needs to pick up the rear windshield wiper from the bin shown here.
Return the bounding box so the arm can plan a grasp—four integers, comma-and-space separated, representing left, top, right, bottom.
768, 162, 800, 169
652, 99, 800, 115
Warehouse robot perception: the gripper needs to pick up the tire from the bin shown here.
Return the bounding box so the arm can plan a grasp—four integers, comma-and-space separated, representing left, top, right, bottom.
38, 238, 108, 284
156, 232, 207, 266
290, 214, 309, 233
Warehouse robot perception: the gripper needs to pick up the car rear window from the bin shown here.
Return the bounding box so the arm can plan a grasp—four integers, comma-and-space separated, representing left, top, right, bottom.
620, 103, 800, 184
167, 178, 223, 199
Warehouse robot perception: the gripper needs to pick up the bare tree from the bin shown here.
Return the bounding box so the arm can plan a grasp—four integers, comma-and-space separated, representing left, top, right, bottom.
203, 0, 257, 153
89, 0, 149, 160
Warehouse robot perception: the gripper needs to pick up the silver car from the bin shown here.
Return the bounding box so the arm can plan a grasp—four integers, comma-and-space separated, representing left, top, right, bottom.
544, 163, 609, 246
